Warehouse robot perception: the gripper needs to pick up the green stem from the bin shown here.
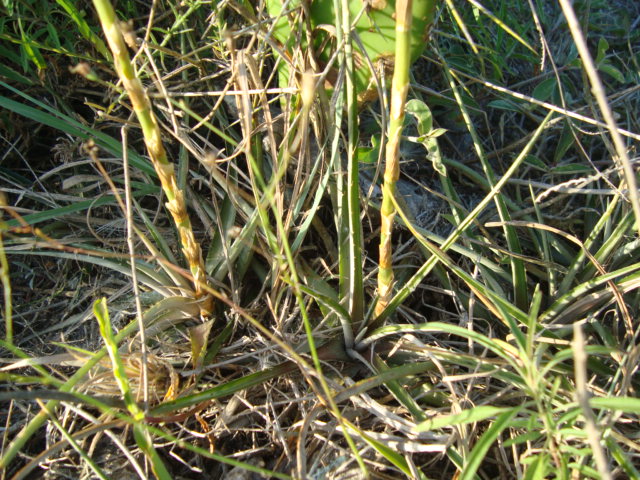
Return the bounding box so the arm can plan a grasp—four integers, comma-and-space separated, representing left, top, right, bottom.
0, 195, 12, 344
91, 0, 212, 314
344, 3, 364, 332
375, 0, 413, 318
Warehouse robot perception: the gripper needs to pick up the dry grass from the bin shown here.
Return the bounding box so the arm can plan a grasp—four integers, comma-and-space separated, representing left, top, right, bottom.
1, 0, 640, 478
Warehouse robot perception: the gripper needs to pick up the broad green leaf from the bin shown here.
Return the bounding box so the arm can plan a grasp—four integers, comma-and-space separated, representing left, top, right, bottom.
523, 154, 547, 171
598, 63, 625, 83
266, 0, 437, 101
488, 99, 522, 113
425, 136, 446, 176
595, 37, 608, 64
532, 78, 557, 103
18, 18, 46, 71
523, 454, 549, 480
406, 99, 433, 136
553, 122, 576, 164
356, 137, 380, 164
427, 127, 448, 138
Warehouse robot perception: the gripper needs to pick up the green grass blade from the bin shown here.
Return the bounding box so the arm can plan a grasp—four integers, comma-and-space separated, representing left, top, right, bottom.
373, 354, 430, 421
340, 0, 364, 333
149, 363, 296, 416
0, 83, 153, 176
39, 402, 110, 480
392, 198, 528, 347
55, 0, 110, 59
442, 62, 528, 310
416, 405, 513, 432
540, 264, 640, 324
94, 298, 171, 479
589, 396, 640, 414
4, 187, 156, 229
0, 306, 149, 469
361, 322, 521, 369
607, 436, 640, 479
298, 283, 350, 326
460, 407, 521, 480
376, 112, 553, 325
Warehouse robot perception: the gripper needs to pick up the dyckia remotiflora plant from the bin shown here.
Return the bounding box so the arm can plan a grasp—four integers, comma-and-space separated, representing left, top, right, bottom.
265, 0, 437, 329
91, 0, 212, 314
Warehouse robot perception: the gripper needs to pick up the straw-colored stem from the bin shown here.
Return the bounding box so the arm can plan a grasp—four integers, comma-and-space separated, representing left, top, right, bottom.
375, 0, 413, 318
0, 194, 12, 344
92, 0, 212, 314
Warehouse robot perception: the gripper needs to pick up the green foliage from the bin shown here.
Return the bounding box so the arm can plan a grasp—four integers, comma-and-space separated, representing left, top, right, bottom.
1, 0, 640, 479
0, 0, 108, 77
266, 0, 437, 101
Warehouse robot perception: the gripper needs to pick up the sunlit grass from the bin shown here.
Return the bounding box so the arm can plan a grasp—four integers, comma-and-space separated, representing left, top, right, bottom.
1, 0, 640, 478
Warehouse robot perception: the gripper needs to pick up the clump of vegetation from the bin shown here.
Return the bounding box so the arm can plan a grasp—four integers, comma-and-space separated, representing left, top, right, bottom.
1, 0, 640, 478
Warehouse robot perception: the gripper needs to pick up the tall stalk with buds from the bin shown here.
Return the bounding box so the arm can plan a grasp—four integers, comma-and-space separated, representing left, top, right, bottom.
92, 0, 212, 315
375, 0, 414, 318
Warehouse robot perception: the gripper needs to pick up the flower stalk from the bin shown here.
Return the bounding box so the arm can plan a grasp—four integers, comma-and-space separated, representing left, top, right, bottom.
375, 0, 413, 318
92, 0, 212, 315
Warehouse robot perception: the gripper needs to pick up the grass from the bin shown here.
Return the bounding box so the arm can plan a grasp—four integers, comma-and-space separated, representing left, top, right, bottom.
1, 0, 640, 478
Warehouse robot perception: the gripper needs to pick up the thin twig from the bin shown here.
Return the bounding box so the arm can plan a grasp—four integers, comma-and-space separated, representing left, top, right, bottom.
572, 323, 612, 480
558, 0, 640, 235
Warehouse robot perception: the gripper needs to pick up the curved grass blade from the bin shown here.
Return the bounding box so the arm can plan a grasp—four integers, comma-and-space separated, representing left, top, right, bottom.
392, 200, 528, 347
460, 406, 521, 480
93, 298, 171, 479
4, 249, 179, 297
375, 112, 553, 327
442, 61, 528, 310
55, 0, 110, 59
416, 405, 514, 433
298, 283, 350, 327
540, 264, 640, 325
465, 0, 536, 53
361, 322, 523, 369
372, 354, 429, 421
349, 425, 428, 479
0, 83, 153, 176
607, 436, 640, 479
0, 295, 173, 469
36, 400, 110, 480
4, 188, 156, 229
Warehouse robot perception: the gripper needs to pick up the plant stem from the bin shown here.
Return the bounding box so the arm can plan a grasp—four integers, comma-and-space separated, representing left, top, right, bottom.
0, 193, 12, 344
375, 0, 413, 318
91, 0, 212, 315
